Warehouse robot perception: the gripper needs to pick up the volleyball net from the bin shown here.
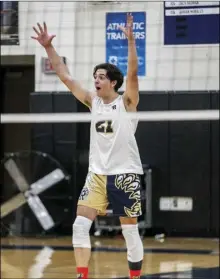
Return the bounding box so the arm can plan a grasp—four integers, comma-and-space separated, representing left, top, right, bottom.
1, 110, 219, 124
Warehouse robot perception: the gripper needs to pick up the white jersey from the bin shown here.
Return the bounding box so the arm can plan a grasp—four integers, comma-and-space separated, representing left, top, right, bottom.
88, 95, 143, 175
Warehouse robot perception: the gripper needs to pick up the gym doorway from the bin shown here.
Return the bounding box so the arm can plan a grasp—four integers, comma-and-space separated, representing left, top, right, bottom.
1, 55, 35, 155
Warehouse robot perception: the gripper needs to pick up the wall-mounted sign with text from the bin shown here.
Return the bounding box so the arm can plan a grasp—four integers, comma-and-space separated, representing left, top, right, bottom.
42, 57, 67, 74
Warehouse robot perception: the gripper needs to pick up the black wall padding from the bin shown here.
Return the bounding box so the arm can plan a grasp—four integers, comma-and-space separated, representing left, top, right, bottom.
169, 93, 211, 232
75, 101, 91, 199
210, 92, 219, 235
53, 93, 77, 167
29, 92, 53, 154
136, 93, 170, 228
30, 92, 78, 232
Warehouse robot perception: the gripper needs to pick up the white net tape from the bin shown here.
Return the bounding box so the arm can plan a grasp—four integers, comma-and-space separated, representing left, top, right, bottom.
1, 110, 219, 123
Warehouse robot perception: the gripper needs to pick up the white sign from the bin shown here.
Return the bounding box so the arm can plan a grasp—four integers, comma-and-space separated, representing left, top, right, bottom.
165, 7, 219, 16
159, 197, 193, 211
165, 1, 219, 8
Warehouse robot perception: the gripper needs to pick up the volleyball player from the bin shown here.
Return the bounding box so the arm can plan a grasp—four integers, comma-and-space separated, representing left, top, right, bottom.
32, 13, 144, 279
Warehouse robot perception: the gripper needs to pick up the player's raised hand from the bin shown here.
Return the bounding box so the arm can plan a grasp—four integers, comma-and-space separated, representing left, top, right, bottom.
31, 22, 56, 47
119, 13, 134, 40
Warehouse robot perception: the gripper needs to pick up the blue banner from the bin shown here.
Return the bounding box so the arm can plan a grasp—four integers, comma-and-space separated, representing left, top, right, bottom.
106, 12, 146, 76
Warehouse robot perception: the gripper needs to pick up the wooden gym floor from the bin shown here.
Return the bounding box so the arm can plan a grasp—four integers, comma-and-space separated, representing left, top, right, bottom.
1, 236, 219, 278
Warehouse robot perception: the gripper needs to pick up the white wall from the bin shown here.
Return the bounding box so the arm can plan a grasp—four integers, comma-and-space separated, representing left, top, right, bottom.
1, 1, 76, 92
1, 1, 219, 92
75, 1, 219, 92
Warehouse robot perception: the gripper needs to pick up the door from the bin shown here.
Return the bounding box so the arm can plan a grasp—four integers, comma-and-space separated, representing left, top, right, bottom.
2, 65, 34, 154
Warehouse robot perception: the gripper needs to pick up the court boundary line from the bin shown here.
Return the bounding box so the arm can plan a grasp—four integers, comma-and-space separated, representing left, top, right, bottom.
1, 244, 218, 255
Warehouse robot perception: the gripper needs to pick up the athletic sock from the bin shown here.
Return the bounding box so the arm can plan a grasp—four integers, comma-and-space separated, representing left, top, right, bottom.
129, 269, 141, 279
76, 267, 88, 279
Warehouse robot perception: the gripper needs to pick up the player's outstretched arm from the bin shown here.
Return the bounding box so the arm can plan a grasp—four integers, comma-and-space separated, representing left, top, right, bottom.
119, 13, 139, 110
31, 22, 94, 108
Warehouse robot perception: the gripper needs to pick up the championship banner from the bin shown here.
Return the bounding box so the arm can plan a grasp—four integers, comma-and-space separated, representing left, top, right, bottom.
106, 12, 146, 76
0, 1, 19, 45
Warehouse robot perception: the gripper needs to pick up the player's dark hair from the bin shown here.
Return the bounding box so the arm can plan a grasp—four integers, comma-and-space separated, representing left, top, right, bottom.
93, 63, 124, 92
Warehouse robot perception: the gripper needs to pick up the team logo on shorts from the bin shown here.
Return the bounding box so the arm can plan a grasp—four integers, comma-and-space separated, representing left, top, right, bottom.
79, 187, 89, 200
85, 172, 96, 191
115, 174, 142, 217
79, 172, 97, 201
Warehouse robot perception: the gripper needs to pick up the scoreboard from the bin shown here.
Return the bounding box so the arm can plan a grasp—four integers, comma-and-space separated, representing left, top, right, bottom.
164, 1, 220, 45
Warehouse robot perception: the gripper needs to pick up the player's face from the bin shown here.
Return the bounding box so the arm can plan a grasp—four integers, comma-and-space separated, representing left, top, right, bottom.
94, 69, 116, 97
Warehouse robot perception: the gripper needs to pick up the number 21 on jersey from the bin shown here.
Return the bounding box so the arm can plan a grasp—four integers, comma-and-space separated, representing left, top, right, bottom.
95, 120, 113, 133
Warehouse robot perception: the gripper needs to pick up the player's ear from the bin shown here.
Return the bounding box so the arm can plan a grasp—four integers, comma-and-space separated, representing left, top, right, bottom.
111, 80, 117, 88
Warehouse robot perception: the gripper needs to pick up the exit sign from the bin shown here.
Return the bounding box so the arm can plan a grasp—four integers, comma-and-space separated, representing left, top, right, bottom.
42, 57, 66, 74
